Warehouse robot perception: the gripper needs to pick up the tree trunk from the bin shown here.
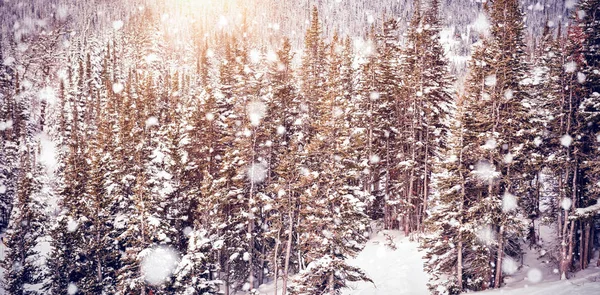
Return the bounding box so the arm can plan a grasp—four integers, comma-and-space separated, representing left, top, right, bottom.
273, 229, 280, 295
582, 221, 590, 270
281, 196, 294, 295
494, 225, 504, 288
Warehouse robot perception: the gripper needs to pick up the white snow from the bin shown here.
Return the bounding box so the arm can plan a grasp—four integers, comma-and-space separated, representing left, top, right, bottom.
472, 13, 491, 37
476, 225, 497, 246
0, 185, 6, 194
370, 92, 380, 100
502, 256, 519, 275
67, 283, 78, 295
67, 217, 79, 232
145, 116, 159, 128
565, 0, 577, 9
560, 134, 572, 147
473, 160, 499, 183
112, 20, 124, 31
0, 120, 13, 131
36, 132, 58, 174
485, 75, 497, 87
527, 268, 544, 283
112, 82, 124, 94
140, 246, 180, 285
219, 15, 228, 27
482, 138, 497, 150
38, 86, 57, 105
247, 101, 267, 127
247, 163, 267, 184
343, 230, 429, 295
564, 61, 577, 73
577, 72, 586, 84
502, 192, 518, 212
276, 125, 286, 135
249, 49, 261, 64
504, 89, 514, 100
369, 154, 380, 164
561, 198, 573, 211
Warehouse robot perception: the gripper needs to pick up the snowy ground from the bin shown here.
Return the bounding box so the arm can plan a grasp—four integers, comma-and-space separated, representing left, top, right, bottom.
254, 229, 430, 295
478, 268, 600, 295
342, 230, 429, 295
255, 227, 600, 295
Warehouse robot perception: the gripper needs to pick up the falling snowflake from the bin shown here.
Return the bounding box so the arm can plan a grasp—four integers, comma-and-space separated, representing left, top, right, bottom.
266, 50, 278, 62
247, 101, 267, 127
473, 160, 498, 182
38, 133, 58, 173
0, 185, 6, 194
206, 113, 215, 121
560, 134, 572, 147
561, 198, 572, 210
218, 15, 228, 27
475, 225, 496, 246
564, 61, 577, 73
247, 163, 267, 184
243, 252, 250, 261
504, 89, 514, 100
527, 268, 543, 283
472, 13, 491, 36
484, 75, 497, 87
141, 246, 180, 285
112, 82, 124, 94
503, 153, 513, 164
370, 92, 380, 100
56, 5, 69, 20
534, 137, 543, 147
145, 116, 159, 128
38, 86, 57, 105
67, 218, 79, 232
369, 154, 380, 164
112, 20, 124, 31
502, 192, 518, 212
577, 10, 586, 20
367, 14, 375, 24
577, 72, 586, 84
333, 107, 344, 118
67, 283, 78, 295
249, 49, 261, 64
482, 138, 497, 150
277, 125, 286, 135
0, 120, 13, 131
145, 54, 160, 63
502, 256, 519, 274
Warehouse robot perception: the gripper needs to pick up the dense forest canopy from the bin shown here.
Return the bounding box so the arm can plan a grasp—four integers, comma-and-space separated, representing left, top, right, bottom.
0, 0, 599, 295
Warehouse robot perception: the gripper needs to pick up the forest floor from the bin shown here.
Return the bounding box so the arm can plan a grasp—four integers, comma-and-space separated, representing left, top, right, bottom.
342, 229, 430, 295
255, 227, 600, 295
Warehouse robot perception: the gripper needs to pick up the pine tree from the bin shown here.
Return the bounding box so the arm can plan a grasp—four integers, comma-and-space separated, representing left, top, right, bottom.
289, 20, 371, 295
1, 151, 48, 295
459, 0, 530, 289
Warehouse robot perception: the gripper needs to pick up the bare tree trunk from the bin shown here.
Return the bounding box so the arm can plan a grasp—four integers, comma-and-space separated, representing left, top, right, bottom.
282, 191, 295, 295
494, 225, 504, 288
582, 221, 590, 269
273, 229, 281, 295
